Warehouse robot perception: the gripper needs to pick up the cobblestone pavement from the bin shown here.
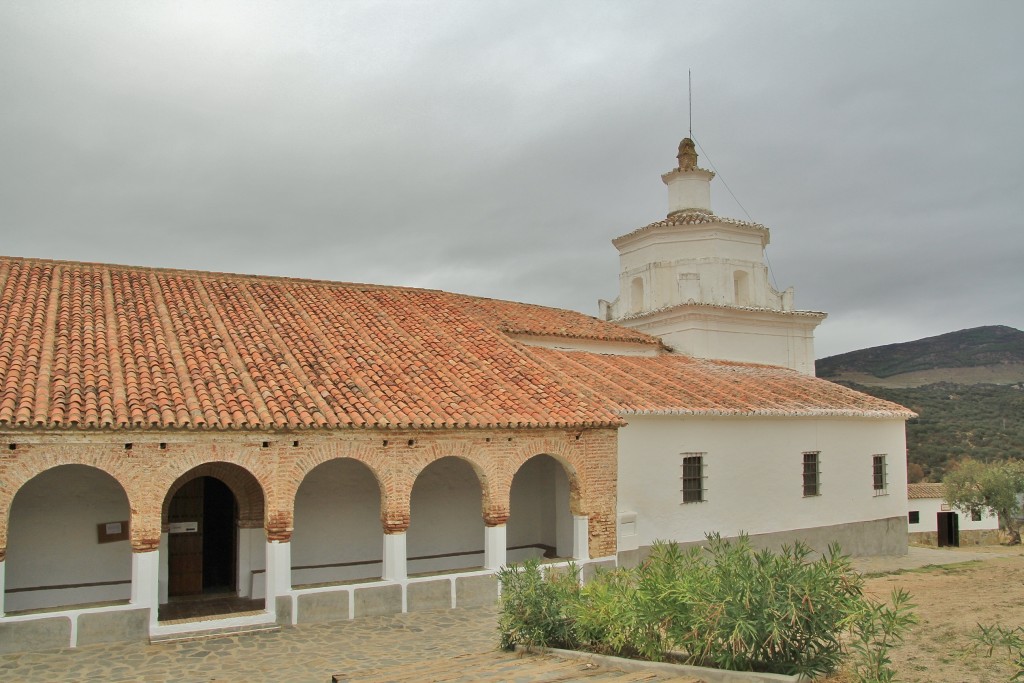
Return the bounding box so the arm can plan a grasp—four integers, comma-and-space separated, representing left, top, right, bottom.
0, 606, 695, 683
2, 546, 1017, 682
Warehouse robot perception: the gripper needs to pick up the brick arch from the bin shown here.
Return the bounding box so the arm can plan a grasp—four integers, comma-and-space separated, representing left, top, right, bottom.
149, 445, 283, 539
510, 452, 582, 516
507, 439, 586, 518
288, 443, 390, 533
0, 460, 133, 561
161, 461, 265, 531
406, 442, 501, 527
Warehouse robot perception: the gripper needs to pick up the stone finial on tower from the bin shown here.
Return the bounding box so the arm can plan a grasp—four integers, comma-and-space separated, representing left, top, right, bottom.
662, 137, 715, 215
677, 137, 698, 171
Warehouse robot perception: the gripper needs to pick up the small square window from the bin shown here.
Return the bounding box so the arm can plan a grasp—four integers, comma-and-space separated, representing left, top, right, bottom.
681, 453, 706, 504
802, 452, 821, 497
872, 454, 888, 495
971, 510, 982, 522
908, 511, 920, 524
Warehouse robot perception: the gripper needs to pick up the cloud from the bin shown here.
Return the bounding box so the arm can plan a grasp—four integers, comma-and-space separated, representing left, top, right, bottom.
1, 1, 1021, 359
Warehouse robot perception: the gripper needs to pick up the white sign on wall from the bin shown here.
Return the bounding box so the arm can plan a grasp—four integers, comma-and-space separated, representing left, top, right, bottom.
169, 521, 198, 534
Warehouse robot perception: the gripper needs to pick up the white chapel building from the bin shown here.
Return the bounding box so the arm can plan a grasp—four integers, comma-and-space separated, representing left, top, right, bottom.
0, 135, 912, 652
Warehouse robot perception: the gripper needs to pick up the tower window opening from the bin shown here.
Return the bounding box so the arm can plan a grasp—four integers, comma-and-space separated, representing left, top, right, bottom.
630, 277, 645, 314
733, 270, 750, 306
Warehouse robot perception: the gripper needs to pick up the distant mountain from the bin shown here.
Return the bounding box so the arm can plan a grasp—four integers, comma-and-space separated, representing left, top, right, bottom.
816, 325, 1024, 387
816, 326, 1024, 480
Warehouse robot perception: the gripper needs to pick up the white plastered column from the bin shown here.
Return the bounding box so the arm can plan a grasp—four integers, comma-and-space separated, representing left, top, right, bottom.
131, 550, 160, 625
237, 527, 263, 598
158, 533, 169, 604
572, 515, 590, 561
264, 539, 291, 618
0, 558, 6, 617
484, 525, 507, 570
382, 532, 407, 581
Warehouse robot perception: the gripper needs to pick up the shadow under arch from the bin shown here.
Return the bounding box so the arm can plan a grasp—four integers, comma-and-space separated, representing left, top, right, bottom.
291, 457, 384, 585
6, 464, 132, 613
506, 454, 578, 563
159, 462, 266, 616
161, 461, 265, 530
407, 455, 486, 574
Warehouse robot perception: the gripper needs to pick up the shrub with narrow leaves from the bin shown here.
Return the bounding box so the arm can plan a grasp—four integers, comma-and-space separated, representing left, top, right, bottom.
496, 559, 580, 651
972, 623, 1024, 681
497, 535, 916, 680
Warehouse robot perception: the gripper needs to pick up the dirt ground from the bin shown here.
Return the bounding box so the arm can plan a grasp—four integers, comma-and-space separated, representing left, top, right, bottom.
847, 545, 1024, 682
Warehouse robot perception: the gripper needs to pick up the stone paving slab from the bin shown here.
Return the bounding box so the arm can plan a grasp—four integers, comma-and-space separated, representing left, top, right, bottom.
332, 650, 698, 682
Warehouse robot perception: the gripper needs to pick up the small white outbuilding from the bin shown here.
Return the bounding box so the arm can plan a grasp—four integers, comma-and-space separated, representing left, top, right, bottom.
907, 483, 1001, 546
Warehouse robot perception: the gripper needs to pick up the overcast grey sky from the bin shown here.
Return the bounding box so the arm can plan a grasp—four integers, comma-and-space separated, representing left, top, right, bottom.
1, 1, 1021, 358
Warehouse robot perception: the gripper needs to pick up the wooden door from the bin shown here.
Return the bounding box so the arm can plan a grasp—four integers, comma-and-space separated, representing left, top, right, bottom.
937, 511, 960, 548
168, 478, 204, 596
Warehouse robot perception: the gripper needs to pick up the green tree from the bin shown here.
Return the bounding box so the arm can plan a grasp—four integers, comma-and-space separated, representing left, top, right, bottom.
943, 459, 1024, 544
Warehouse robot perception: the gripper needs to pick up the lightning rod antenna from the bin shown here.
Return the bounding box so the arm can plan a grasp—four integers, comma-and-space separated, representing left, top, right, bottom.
688, 69, 692, 138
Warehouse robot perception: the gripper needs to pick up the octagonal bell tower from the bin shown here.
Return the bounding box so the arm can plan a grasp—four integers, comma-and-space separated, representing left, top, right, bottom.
598, 137, 825, 375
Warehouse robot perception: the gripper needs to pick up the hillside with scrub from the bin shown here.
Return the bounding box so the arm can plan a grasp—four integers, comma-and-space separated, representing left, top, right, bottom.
817, 326, 1024, 480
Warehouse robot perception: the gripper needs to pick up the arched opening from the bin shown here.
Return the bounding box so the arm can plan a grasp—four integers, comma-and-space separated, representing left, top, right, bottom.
292, 459, 383, 586
506, 455, 574, 563
407, 457, 484, 574
159, 463, 265, 621
6, 465, 132, 613
733, 270, 750, 306
630, 277, 645, 314
166, 476, 237, 597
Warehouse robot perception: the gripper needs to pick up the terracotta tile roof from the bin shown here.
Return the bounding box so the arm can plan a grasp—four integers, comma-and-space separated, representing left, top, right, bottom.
613, 210, 768, 247
0, 256, 646, 431
0, 255, 911, 432
525, 348, 916, 419
907, 483, 946, 500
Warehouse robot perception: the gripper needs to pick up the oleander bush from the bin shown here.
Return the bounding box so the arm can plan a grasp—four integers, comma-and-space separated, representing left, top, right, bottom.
498, 535, 916, 680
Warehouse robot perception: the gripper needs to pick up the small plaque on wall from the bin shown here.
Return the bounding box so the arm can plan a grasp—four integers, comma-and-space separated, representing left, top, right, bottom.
97, 520, 130, 544
169, 521, 199, 534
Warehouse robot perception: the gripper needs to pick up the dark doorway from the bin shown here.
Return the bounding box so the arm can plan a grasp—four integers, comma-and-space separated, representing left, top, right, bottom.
168, 476, 237, 597
937, 511, 960, 547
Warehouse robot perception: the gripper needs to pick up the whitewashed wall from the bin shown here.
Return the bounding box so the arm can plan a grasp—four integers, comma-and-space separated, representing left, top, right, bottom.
291, 459, 383, 585
647, 313, 819, 375
908, 496, 1000, 533
407, 457, 486, 573
506, 455, 574, 561
617, 415, 909, 553
6, 465, 132, 612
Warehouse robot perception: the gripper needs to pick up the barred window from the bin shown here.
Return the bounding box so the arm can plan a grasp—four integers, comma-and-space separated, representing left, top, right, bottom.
908, 511, 920, 524
872, 454, 888, 495
681, 453, 706, 504
802, 451, 821, 497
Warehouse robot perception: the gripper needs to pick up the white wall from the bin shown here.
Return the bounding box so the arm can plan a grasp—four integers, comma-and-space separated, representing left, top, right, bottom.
628, 308, 821, 375
908, 497, 1000, 533
506, 455, 574, 559
407, 457, 485, 573
291, 458, 383, 585
617, 415, 909, 551
6, 465, 132, 612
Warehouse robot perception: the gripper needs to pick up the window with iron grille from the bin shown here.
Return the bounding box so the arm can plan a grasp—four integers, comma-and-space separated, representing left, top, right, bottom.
681, 453, 706, 504
872, 454, 888, 495
802, 451, 821, 497
908, 511, 920, 524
